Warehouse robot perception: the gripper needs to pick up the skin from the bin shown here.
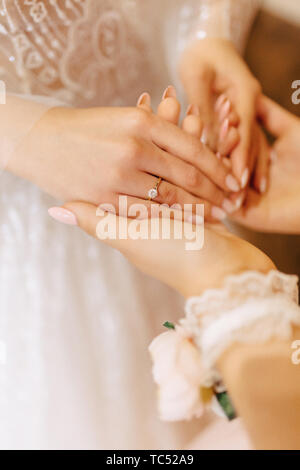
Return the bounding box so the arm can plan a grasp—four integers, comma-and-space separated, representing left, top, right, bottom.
233, 96, 300, 233
57, 95, 300, 450
6, 90, 242, 222
180, 38, 269, 190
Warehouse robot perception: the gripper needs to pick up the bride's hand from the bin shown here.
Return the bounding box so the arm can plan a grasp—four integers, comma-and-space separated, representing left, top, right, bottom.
7, 87, 241, 222
180, 38, 261, 188
233, 96, 300, 234
50, 95, 274, 297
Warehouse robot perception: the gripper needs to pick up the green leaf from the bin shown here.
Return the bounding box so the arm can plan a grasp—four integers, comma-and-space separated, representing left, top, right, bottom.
163, 321, 175, 330
216, 392, 237, 421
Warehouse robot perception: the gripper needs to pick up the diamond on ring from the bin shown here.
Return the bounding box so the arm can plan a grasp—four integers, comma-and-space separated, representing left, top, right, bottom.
148, 188, 158, 200
148, 177, 162, 201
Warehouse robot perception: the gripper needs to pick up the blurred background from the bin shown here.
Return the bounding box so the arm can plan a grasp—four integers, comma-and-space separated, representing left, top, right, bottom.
235, 0, 300, 275
246, 0, 300, 116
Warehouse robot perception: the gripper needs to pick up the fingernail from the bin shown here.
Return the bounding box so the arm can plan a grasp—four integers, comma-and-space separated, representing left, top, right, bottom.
216, 151, 221, 159
270, 149, 277, 163
226, 174, 240, 192
222, 198, 236, 214
219, 100, 231, 122
137, 92, 151, 106
211, 206, 227, 221
185, 214, 204, 225
48, 207, 77, 225
260, 177, 267, 194
219, 118, 229, 141
186, 104, 200, 116
241, 168, 249, 189
200, 127, 208, 145
162, 85, 176, 100
234, 194, 245, 210
215, 94, 227, 112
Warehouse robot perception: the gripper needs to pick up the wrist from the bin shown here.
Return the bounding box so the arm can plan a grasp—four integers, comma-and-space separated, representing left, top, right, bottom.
180, 239, 275, 298
6, 106, 69, 180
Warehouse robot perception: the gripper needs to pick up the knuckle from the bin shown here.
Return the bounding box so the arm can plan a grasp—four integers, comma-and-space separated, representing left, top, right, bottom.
123, 137, 143, 164
161, 184, 178, 206
112, 166, 127, 186
185, 166, 201, 189
130, 108, 151, 131
213, 190, 224, 207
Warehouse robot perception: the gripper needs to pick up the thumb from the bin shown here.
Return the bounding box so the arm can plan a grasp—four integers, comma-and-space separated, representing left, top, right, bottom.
257, 95, 295, 137
62, 201, 125, 250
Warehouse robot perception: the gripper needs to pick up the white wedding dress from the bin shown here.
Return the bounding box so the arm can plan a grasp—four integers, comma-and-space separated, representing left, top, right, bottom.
0, 0, 258, 449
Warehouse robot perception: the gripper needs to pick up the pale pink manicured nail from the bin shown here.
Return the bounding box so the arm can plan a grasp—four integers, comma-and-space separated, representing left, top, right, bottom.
211, 206, 227, 221
215, 94, 227, 112
219, 118, 229, 141
222, 198, 236, 214
137, 92, 151, 106
270, 149, 277, 163
48, 207, 77, 225
216, 151, 221, 159
186, 104, 200, 116
225, 174, 240, 192
219, 100, 231, 122
260, 177, 267, 194
234, 194, 245, 210
241, 168, 249, 189
185, 214, 204, 225
162, 85, 176, 100
200, 127, 208, 145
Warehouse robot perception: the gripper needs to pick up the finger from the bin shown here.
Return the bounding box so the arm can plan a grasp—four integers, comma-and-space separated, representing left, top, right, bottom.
257, 95, 295, 137
63, 201, 106, 238
226, 111, 240, 127
137, 92, 152, 112
136, 144, 232, 209
216, 98, 240, 128
151, 118, 241, 193
218, 98, 231, 122
218, 124, 240, 157
230, 90, 258, 186
126, 170, 233, 220
252, 127, 270, 194
182, 108, 203, 138
157, 86, 181, 124
183, 67, 217, 149
215, 93, 227, 113
61, 202, 141, 252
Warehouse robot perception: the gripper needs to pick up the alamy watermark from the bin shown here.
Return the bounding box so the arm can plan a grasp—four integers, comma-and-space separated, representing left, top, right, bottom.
291, 80, 300, 105
291, 340, 300, 365
95, 196, 205, 251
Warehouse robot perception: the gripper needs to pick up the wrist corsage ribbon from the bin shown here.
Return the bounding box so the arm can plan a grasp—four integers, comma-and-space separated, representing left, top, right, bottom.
149, 270, 300, 421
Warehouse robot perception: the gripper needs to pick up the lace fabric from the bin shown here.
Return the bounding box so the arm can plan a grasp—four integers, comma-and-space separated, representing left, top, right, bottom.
183, 271, 300, 386
0, 0, 157, 106
0, 1, 260, 108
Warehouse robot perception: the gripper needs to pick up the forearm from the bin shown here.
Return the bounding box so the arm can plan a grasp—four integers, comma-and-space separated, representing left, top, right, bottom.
218, 326, 300, 449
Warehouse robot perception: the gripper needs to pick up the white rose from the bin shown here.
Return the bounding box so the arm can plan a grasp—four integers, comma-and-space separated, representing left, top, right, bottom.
149, 327, 204, 421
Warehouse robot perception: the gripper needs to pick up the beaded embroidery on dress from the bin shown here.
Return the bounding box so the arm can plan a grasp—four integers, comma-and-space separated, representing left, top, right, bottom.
0, 0, 155, 105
